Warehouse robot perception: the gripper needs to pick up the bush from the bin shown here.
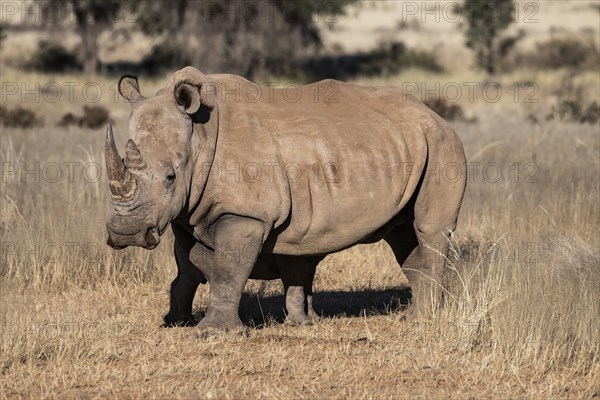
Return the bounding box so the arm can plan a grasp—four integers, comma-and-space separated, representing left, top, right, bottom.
103, 43, 190, 76
301, 41, 443, 81
80, 105, 110, 129
26, 40, 81, 73
531, 37, 599, 70
57, 113, 80, 128
424, 98, 466, 121
0, 106, 44, 128
140, 43, 189, 76
580, 102, 600, 124
546, 100, 600, 124
57, 106, 111, 129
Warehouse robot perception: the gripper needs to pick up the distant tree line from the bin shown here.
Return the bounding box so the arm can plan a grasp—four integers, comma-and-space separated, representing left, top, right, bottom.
35, 0, 356, 77
9, 0, 596, 80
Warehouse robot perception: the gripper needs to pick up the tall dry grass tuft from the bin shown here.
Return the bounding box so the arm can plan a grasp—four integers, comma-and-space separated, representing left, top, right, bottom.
437, 235, 599, 377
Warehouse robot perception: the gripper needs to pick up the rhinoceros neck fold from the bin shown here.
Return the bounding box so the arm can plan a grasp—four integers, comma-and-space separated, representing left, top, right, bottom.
187, 105, 219, 221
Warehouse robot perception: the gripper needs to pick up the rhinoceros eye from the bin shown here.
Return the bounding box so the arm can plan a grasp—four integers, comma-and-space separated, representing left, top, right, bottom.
165, 172, 176, 187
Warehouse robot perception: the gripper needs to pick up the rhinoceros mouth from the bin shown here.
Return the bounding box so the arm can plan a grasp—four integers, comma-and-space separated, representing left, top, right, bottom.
106, 236, 126, 250
107, 222, 143, 237
106, 223, 160, 250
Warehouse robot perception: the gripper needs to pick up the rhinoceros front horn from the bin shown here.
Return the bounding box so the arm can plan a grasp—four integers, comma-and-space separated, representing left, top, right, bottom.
105, 124, 139, 201
105, 124, 124, 194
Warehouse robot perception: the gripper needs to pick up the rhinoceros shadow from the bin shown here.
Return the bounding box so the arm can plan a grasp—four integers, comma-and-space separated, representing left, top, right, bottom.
234, 287, 411, 327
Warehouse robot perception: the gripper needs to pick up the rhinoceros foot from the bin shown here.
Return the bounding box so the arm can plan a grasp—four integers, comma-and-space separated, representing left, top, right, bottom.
285, 312, 318, 326
401, 303, 433, 322
162, 314, 197, 328
195, 323, 247, 340
194, 312, 247, 339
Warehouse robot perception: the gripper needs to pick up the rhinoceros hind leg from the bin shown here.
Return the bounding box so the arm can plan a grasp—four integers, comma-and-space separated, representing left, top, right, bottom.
307, 293, 318, 320
402, 224, 451, 321
284, 286, 314, 325
386, 221, 453, 320
384, 222, 421, 318
386, 173, 464, 320
278, 255, 321, 325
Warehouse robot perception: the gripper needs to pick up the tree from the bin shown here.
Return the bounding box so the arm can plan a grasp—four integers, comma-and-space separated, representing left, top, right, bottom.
41, 0, 122, 75
72, 0, 121, 75
36, 0, 356, 78
459, 0, 521, 80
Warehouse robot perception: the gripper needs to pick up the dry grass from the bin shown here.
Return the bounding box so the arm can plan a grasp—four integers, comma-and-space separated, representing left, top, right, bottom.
1, 78, 599, 397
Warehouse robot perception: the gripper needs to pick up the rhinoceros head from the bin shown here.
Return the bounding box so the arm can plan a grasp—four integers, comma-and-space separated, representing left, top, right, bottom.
105, 67, 216, 249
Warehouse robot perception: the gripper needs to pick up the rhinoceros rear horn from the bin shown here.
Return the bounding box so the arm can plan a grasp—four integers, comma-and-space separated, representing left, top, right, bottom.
124, 139, 146, 170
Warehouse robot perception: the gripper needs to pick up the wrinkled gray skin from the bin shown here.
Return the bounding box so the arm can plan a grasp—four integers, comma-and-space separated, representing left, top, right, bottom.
105, 67, 467, 336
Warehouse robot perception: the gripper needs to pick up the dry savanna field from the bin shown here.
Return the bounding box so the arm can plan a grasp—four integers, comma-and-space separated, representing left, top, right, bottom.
1, 1, 599, 399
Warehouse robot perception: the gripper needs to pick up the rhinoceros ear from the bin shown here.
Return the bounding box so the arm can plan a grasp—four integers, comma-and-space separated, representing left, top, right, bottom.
174, 82, 202, 115
174, 80, 217, 116
118, 75, 143, 103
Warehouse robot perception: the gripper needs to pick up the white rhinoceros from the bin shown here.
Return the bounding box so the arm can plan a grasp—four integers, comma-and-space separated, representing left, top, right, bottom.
105, 67, 466, 335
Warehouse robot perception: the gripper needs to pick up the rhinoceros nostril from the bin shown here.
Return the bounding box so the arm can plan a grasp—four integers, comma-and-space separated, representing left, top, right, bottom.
145, 226, 159, 247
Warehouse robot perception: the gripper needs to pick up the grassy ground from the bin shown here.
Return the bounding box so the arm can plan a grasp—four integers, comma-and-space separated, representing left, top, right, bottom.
1, 71, 599, 397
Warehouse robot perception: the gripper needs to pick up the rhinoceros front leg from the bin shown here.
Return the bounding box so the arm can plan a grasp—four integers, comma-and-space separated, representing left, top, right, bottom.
195, 215, 265, 337
163, 223, 207, 327
278, 255, 322, 325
